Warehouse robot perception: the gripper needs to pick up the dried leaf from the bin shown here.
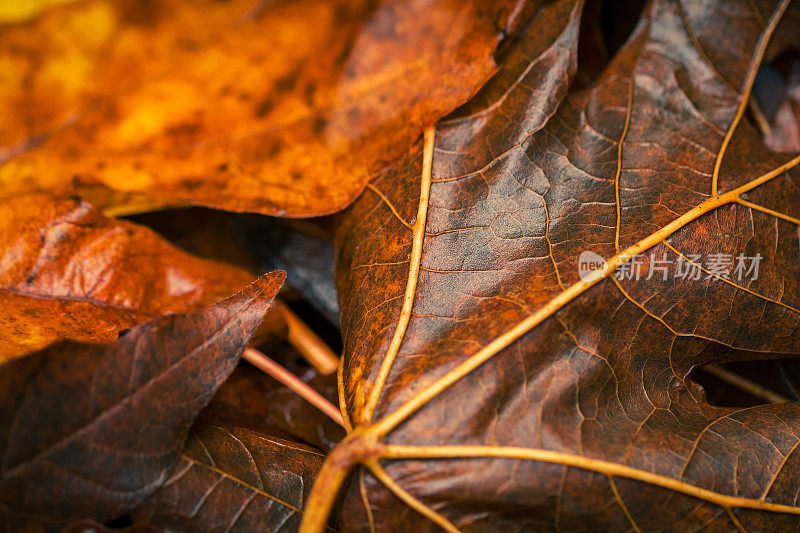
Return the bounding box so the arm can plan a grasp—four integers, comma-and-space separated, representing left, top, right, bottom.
134, 420, 326, 532
307, 0, 800, 531
1, 0, 523, 216
0, 272, 284, 530
0, 194, 257, 361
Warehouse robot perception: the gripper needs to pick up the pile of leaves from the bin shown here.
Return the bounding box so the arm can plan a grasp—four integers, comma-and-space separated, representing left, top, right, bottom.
2, 0, 800, 531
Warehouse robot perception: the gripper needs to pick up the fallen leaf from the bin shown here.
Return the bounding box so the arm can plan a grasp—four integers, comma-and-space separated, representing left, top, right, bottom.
0, 194, 263, 361
0, 272, 284, 530
1, 0, 525, 216
133, 420, 327, 532
306, 0, 800, 530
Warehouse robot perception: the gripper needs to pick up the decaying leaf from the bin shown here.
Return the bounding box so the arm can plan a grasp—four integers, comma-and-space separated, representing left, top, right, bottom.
299, 0, 800, 531
0, 194, 258, 360
0, 272, 284, 530
0, 0, 526, 216
134, 420, 326, 532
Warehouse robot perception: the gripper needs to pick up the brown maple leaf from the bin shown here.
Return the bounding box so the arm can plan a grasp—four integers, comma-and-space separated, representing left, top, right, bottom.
301, 0, 800, 530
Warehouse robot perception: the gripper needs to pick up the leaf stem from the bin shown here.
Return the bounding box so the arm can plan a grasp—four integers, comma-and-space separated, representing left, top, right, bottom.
701, 364, 790, 404
276, 301, 340, 374
300, 430, 382, 533
242, 347, 344, 427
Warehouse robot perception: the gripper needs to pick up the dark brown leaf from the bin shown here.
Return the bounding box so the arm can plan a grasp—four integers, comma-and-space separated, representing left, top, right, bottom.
302, 0, 800, 531
134, 420, 326, 532
0, 272, 284, 531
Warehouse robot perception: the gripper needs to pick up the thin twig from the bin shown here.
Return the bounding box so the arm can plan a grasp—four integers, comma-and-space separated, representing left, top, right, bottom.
702, 364, 790, 404
243, 347, 345, 426
276, 301, 340, 375
748, 97, 772, 137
